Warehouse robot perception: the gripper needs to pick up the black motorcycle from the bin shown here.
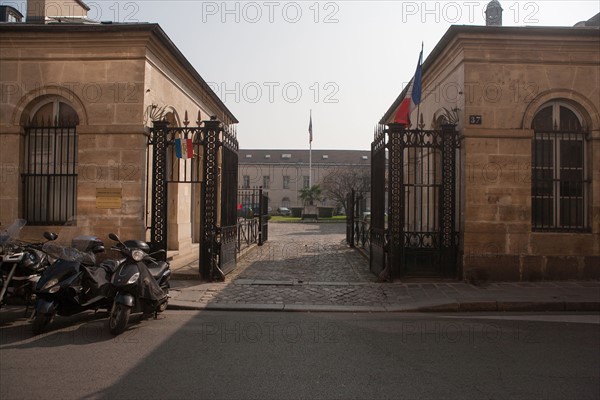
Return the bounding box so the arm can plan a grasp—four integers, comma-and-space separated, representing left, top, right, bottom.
0, 219, 57, 312
32, 236, 114, 334
106, 233, 170, 335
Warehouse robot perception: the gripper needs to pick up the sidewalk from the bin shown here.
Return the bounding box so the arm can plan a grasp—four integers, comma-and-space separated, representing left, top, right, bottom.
169, 223, 600, 313
169, 279, 600, 312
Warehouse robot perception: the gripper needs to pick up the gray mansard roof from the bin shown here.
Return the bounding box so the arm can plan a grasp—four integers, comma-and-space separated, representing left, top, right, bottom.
239, 150, 371, 166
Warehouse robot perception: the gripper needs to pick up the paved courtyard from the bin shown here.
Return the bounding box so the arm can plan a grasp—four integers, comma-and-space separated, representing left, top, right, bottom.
170, 223, 600, 311
228, 222, 375, 283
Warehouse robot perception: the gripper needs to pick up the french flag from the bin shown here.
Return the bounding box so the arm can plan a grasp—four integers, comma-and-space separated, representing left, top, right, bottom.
394, 45, 423, 125
175, 137, 193, 159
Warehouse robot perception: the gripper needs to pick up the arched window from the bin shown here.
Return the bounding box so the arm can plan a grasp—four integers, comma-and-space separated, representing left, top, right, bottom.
22, 98, 78, 225
531, 101, 589, 231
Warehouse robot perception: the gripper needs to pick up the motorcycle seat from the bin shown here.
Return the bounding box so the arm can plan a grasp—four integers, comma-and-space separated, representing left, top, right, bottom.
147, 261, 169, 280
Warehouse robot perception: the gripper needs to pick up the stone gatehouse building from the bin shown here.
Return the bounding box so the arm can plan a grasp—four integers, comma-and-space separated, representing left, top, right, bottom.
382, 12, 599, 280
0, 1, 237, 267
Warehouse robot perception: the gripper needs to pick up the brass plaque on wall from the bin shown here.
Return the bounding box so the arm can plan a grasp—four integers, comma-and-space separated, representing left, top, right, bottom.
96, 188, 122, 209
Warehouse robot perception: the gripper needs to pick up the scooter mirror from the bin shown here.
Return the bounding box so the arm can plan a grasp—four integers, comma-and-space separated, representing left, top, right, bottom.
43, 232, 58, 241
108, 233, 120, 242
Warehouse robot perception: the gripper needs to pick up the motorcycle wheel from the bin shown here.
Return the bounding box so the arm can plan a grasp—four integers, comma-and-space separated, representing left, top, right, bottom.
158, 288, 169, 313
32, 313, 53, 335
108, 303, 130, 335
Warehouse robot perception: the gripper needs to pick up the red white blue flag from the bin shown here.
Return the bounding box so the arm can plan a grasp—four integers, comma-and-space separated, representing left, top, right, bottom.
175, 137, 193, 159
394, 44, 423, 124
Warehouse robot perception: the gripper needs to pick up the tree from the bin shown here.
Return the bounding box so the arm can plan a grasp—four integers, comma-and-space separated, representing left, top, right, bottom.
298, 185, 322, 206
321, 167, 370, 214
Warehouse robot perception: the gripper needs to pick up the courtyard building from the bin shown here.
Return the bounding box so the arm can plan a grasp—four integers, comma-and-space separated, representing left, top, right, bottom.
238, 149, 371, 213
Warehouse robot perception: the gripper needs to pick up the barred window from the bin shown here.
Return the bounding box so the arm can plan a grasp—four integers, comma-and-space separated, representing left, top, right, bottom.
263, 175, 270, 189
242, 175, 250, 189
531, 101, 589, 232
22, 99, 79, 225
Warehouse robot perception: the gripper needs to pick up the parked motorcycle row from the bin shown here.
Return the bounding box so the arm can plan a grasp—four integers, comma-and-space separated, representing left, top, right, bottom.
0, 219, 171, 336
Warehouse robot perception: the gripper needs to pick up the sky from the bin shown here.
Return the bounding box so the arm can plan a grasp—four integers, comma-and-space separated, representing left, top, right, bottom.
4, 1, 599, 150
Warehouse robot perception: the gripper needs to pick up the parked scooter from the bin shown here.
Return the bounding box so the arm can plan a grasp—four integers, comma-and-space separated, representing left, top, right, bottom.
106, 233, 170, 335
32, 236, 114, 334
0, 219, 57, 312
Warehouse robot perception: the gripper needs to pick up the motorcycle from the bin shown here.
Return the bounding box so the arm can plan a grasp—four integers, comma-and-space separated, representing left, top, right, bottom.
0, 219, 57, 312
32, 236, 114, 334
106, 233, 170, 335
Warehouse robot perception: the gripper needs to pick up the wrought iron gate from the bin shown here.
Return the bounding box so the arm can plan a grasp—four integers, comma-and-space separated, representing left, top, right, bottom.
346, 189, 369, 252
259, 190, 269, 244
237, 186, 269, 250
370, 125, 388, 277
346, 191, 355, 247
148, 113, 239, 281
370, 123, 459, 280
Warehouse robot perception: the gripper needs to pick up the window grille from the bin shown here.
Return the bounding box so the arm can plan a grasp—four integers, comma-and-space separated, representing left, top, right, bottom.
532, 103, 589, 232
22, 124, 77, 225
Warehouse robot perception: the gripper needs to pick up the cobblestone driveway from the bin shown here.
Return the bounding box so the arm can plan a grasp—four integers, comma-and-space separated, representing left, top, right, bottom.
228, 222, 376, 283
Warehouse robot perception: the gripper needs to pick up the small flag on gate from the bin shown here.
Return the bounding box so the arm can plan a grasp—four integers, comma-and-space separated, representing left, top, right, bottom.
175, 137, 193, 159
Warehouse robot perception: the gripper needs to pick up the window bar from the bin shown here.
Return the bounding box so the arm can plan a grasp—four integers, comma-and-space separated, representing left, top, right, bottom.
532, 134, 536, 229
24, 128, 29, 222
29, 127, 34, 223
44, 127, 50, 223
71, 126, 77, 223
568, 131, 572, 229
55, 126, 60, 223
553, 132, 558, 230
59, 126, 64, 224
34, 127, 39, 223
581, 134, 588, 230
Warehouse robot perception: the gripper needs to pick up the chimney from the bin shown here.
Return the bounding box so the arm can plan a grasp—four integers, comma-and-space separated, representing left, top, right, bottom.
485, 0, 503, 26
27, 0, 90, 23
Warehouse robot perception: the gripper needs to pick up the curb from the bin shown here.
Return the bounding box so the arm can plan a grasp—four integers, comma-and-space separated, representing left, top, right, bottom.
167, 300, 600, 313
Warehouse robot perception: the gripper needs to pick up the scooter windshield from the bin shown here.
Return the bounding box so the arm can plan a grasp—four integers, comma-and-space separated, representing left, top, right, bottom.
42, 243, 96, 265
0, 219, 26, 245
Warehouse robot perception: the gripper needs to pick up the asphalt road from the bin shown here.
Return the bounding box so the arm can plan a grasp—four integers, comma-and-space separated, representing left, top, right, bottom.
1, 308, 599, 400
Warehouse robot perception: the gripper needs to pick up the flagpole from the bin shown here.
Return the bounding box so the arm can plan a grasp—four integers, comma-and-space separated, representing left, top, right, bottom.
309, 109, 312, 187
416, 42, 423, 128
